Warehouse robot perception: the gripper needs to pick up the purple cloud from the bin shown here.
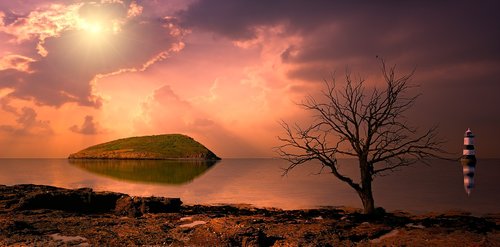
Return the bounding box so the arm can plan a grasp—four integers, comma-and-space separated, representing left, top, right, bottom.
178, 0, 500, 157
70, 115, 100, 135
0, 1, 185, 108
0, 106, 52, 135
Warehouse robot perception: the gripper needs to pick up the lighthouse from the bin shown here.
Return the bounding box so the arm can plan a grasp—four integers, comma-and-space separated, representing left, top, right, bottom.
462, 128, 476, 162
461, 128, 476, 196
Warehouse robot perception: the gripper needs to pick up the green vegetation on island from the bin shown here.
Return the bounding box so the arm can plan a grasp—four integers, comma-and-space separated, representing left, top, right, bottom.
68, 134, 220, 160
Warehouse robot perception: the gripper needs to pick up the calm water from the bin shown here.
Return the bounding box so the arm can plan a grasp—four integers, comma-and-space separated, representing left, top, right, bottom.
0, 158, 498, 215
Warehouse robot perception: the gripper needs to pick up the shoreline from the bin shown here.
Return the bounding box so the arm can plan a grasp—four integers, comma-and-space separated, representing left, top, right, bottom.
1, 184, 499, 246
1, 181, 496, 217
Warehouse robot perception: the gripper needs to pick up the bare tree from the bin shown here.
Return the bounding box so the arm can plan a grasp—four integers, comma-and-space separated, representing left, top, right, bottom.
276, 60, 444, 215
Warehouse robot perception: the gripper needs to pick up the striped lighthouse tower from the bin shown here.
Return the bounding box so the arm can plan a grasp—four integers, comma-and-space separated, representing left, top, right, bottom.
462, 128, 476, 161
461, 128, 476, 196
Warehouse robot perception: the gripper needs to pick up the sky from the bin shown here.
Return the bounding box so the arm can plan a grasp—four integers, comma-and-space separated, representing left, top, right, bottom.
0, 0, 499, 158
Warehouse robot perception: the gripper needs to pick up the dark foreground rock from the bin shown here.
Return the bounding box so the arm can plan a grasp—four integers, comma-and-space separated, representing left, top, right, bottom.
7, 184, 181, 217
0, 184, 499, 246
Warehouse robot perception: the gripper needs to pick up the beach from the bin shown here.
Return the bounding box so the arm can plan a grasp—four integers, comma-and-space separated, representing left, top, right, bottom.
0, 184, 498, 246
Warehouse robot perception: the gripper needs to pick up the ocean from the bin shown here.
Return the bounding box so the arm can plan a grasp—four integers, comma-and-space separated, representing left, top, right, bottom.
0, 158, 498, 215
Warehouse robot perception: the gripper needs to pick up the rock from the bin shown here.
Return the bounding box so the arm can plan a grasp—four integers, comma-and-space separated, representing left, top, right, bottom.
114, 196, 182, 217
91, 192, 124, 212
16, 188, 95, 212
140, 196, 182, 214
180, 221, 207, 228
115, 196, 140, 217
13, 186, 181, 216
406, 223, 426, 229
240, 228, 281, 247
49, 233, 88, 245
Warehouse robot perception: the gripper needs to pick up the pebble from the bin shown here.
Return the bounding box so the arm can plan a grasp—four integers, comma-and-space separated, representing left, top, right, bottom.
180, 221, 207, 228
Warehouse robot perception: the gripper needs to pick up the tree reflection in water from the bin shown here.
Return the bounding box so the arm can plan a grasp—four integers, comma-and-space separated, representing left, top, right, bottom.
69, 159, 218, 185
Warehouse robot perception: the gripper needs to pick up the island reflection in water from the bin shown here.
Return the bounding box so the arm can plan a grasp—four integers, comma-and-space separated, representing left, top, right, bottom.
69, 159, 218, 185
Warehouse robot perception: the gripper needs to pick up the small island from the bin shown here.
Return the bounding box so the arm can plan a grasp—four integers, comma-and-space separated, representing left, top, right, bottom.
68, 134, 220, 160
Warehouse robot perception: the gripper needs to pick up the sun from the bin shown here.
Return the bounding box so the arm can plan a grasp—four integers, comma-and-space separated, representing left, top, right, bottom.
72, 6, 122, 45
76, 18, 111, 45
76, 12, 111, 38
86, 23, 103, 34
79, 21, 104, 35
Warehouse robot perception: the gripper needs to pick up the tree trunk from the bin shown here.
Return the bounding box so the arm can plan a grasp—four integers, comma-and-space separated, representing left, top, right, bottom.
358, 158, 375, 214
358, 187, 375, 214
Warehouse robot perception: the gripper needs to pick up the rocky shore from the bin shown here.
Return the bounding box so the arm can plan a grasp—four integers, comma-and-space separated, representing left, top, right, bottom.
0, 184, 498, 246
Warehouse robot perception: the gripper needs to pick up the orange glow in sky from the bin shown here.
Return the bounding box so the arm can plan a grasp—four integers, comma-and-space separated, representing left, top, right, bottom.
1, 1, 499, 158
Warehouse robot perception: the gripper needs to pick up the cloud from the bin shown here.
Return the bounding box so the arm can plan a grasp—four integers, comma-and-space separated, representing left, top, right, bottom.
70, 115, 101, 135
138, 85, 262, 157
177, 0, 341, 40
179, 1, 500, 76
1, 1, 499, 158
177, 0, 500, 157
0, 1, 186, 108
143, 85, 214, 132
0, 106, 52, 135
0, 54, 35, 72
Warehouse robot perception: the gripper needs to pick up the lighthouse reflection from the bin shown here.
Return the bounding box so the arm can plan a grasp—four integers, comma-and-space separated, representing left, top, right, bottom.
461, 158, 476, 196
